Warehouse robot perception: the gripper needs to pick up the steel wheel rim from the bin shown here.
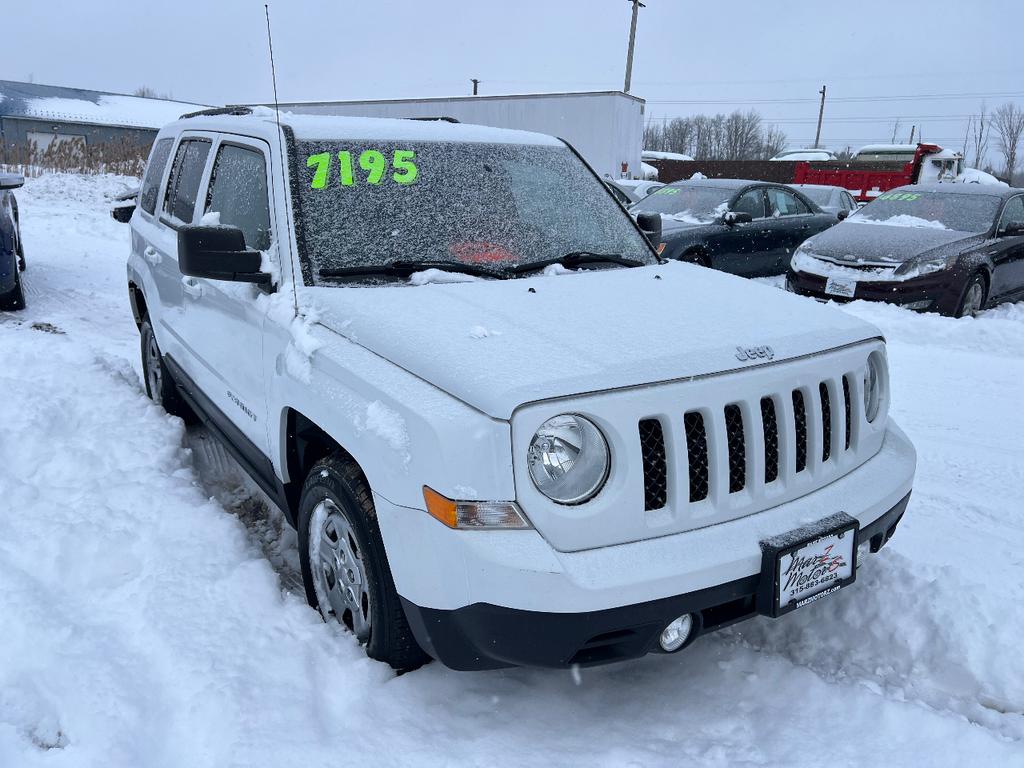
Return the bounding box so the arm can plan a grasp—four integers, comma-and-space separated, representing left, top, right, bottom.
309, 498, 372, 643
963, 283, 984, 316
146, 332, 163, 402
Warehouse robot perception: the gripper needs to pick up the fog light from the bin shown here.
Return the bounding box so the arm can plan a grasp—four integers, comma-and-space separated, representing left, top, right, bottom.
659, 614, 694, 652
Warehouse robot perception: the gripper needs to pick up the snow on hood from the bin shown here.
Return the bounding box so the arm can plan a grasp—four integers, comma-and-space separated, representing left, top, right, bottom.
308, 263, 880, 419
802, 220, 981, 265
848, 214, 948, 230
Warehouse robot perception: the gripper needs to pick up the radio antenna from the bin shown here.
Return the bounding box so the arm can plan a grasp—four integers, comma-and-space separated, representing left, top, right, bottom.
264, 4, 299, 310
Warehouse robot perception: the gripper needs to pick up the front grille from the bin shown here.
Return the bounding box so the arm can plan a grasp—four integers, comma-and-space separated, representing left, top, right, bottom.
761, 397, 779, 483
638, 419, 667, 511
638, 370, 862, 513
819, 382, 832, 462
793, 390, 808, 473
683, 411, 709, 502
724, 404, 745, 493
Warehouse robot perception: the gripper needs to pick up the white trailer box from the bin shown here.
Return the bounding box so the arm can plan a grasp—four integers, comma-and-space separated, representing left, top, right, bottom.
262, 91, 645, 180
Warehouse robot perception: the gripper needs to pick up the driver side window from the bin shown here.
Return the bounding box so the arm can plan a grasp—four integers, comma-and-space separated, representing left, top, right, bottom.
732, 189, 766, 219
998, 196, 1024, 233
767, 187, 810, 217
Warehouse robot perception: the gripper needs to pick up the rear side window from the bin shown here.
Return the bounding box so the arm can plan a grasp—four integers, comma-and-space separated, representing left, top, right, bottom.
998, 196, 1024, 232
767, 187, 811, 216
163, 139, 211, 223
139, 138, 174, 215
205, 144, 272, 251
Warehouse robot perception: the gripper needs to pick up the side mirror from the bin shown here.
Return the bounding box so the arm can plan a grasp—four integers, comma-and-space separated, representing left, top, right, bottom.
0, 173, 25, 190
837, 210, 849, 221
1000, 222, 1024, 237
722, 211, 752, 226
178, 225, 272, 285
635, 212, 662, 244
111, 202, 135, 223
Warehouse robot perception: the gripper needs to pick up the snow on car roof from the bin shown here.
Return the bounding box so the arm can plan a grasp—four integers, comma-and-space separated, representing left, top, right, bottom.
885, 183, 1017, 198
667, 178, 752, 189
0, 79, 208, 129
278, 111, 563, 145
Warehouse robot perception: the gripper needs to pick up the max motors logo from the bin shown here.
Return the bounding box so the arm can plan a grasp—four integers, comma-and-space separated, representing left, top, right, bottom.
735, 344, 775, 362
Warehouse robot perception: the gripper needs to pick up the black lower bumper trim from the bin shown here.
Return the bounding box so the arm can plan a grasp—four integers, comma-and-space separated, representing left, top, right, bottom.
401, 492, 911, 671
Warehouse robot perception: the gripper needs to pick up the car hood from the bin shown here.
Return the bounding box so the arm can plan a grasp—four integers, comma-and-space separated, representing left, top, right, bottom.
307, 263, 880, 419
802, 220, 984, 264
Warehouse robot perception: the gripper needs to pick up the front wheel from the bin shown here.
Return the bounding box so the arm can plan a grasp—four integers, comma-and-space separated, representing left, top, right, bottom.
298, 455, 429, 672
955, 273, 987, 318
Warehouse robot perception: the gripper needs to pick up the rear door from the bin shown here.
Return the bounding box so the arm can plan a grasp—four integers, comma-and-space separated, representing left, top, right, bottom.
180, 135, 276, 455
764, 186, 821, 273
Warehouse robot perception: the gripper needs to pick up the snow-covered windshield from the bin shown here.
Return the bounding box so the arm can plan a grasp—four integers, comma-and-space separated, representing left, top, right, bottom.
293, 139, 655, 283
849, 190, 1000, 232
630, 184, 733, 222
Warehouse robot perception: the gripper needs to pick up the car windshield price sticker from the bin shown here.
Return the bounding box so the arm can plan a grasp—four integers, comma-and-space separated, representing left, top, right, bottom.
306, 149, 419, 189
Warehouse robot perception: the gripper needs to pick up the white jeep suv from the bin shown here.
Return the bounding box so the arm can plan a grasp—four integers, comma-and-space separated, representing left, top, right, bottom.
119, 107, 916, 671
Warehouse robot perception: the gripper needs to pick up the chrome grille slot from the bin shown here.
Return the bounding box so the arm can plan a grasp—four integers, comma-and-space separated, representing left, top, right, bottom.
724, 404, 746, 493
793, 389, 808, 473
761, 397, 779, 484
638, 419, 668, 511
683, 411, 710, 503
819, 382, 832, 462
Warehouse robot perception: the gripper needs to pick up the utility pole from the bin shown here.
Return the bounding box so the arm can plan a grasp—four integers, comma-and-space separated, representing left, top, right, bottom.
470, 78, 480, 96
623, 0, 645, 94
813, 84, 827, 149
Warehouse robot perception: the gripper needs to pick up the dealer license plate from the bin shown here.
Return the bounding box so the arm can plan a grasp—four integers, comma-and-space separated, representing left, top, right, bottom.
759, 513, 858, 617
825, 277, 857, 298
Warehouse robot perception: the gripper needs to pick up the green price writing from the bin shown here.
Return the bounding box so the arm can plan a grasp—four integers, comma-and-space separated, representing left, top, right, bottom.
306, 149, 419, 189
877, 192, 920, 201
653, 187, 680, 195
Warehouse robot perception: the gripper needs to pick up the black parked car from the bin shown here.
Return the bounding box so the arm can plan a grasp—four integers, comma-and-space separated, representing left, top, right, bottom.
786, 184, 1024, 317
629, 178, 839, 276
0, 173, 26, 311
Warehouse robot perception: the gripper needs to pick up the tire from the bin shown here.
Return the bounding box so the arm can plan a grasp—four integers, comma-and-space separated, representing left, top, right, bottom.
140, 318, 198, 423
0, 266, 26, 311
298, 455, 429, 672
954, 272, 987, 318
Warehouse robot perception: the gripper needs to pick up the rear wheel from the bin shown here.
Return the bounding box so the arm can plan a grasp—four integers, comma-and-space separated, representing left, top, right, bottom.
955, 273, 987, 318
298, 455, 429, 672
140, 318, 197, 422
0, 267, 26, 311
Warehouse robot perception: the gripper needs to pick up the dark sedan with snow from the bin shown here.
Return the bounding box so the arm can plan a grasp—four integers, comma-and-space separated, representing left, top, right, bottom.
786, 185, 1024, 317
631, 179, 839, 277
0, 173, 26, 311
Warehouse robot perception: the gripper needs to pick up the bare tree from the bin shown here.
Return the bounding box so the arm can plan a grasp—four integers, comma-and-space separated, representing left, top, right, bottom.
643, 110, 788, 161
760, 126, 788, 159
993, 103, 1024, 180
970, 103, 990, 169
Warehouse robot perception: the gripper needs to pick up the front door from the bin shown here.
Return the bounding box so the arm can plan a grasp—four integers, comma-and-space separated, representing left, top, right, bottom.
181, 136, 277, 456
763, 186, 820, 275
709, 187, 775, 276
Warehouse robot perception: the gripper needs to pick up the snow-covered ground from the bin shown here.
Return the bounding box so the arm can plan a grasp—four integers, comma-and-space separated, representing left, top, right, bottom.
2, 174, 1023, 767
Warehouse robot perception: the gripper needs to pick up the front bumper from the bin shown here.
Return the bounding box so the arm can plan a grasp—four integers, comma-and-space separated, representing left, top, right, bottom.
786, 266, 967, 316
401, 492, 909, 670
377, 423, 916, 669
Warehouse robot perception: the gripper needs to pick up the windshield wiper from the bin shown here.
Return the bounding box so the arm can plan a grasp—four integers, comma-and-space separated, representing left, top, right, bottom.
318, 260, 509, 281
509, 251, 645, 275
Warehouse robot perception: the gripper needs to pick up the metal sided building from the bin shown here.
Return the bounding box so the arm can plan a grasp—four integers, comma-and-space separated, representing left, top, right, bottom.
262, 91, 646, 180
0, 80, 206, 151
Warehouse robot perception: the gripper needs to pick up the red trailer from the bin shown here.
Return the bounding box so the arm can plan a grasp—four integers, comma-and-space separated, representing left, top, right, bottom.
792, 143, 944, 202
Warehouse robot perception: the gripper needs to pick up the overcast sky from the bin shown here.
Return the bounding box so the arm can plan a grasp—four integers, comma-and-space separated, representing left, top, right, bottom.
4, 0, 1022, 155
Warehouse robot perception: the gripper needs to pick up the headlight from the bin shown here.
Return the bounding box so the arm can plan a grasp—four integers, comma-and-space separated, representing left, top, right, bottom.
863, 351, 886, 423
790, 248, 823, 273
527, 414, 610, 504
893, 252, 957, 278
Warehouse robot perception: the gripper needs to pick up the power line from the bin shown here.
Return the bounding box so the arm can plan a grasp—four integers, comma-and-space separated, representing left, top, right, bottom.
648, 90, 1024, 105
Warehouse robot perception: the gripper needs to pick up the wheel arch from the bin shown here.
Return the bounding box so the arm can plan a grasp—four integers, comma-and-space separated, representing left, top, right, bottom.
128, 281, 148, 329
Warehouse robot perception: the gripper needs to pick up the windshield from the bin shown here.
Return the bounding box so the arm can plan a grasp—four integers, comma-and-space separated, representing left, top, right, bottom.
293, 139, 655, 283
849, 190, 1000, 232
631, 185, 733, 222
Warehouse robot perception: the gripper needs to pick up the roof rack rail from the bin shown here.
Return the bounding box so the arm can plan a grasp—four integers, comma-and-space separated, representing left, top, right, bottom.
406, 116, 460, 123
180, 106, 253, 120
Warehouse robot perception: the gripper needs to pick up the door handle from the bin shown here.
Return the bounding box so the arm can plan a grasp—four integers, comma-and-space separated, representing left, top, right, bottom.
143, 246, 161, 265
181, 276, 203, 299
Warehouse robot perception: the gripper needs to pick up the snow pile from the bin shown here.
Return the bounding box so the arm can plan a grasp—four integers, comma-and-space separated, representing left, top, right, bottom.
469, 324, 503, 338
850, 214, 948, 229
2, 173, 1024, 765
409, 268, 480, 285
